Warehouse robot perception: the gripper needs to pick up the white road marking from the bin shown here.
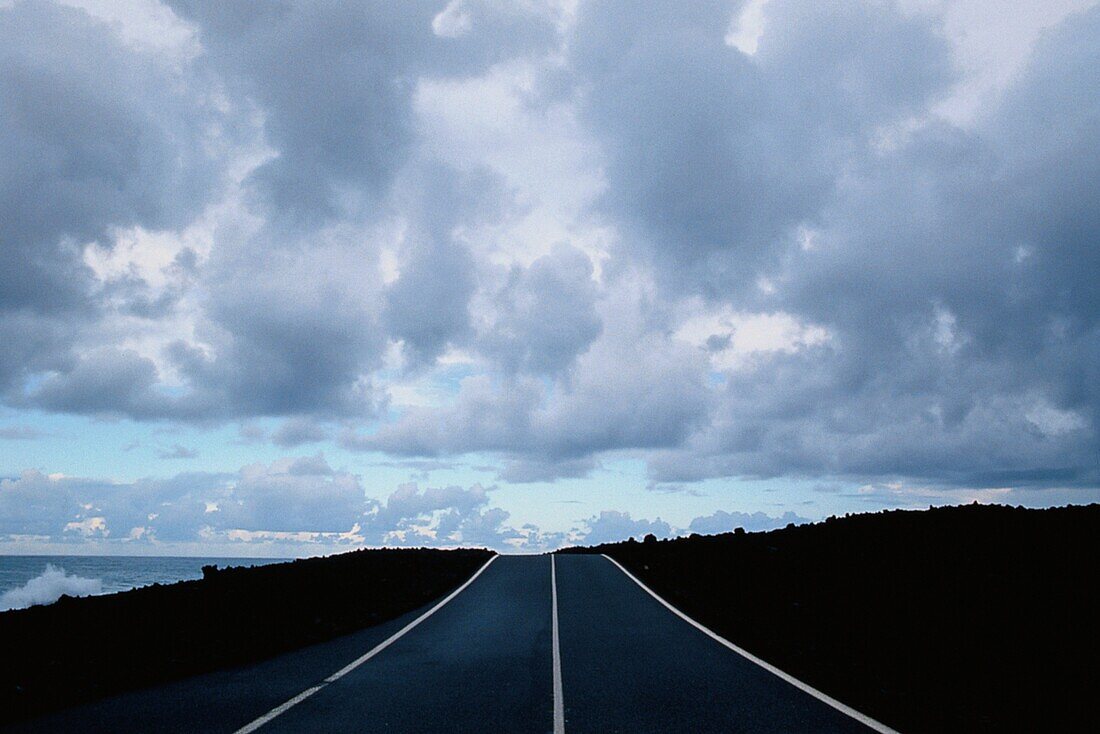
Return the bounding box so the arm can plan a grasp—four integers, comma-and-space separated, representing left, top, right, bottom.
600, 554, 901, 734
234, 686, 324, 734
232, 555, 499, 734
551, 555, 566, 734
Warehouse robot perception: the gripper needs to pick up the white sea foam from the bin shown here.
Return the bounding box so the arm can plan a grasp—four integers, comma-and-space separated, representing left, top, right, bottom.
0, 564, 103, 611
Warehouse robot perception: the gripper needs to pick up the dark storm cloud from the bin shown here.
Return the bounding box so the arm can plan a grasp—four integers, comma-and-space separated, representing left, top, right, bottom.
165, 0, 420, 221
271, 417, 330, 448
2, 0, 1098, 498
0, 314, 79, 401
26, 232, 389, 423
669, 3, 1082, 492
569, 0, 952, 295
565, 0, 1099, 491
355, 0, 981, 480
26, 348, 169, 418
0, 0, 223, 392
114, 1, 557, 416
356, 305, 711, 479
0, 1, 392, 424
383, 234, 476, 367
177, 235, 388, 418
381, 165, 499, 367
165, 0, 560, 222
0, 1, 217, 306
3, 0, 562, 422
479, 245, 602, 375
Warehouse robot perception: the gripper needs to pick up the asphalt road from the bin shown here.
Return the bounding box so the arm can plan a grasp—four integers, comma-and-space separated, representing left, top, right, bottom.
5, 554, 887, 733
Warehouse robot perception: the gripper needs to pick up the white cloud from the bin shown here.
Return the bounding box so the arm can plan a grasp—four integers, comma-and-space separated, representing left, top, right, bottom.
726, 0, 769, 55
432, 0, 473, 38
64, 516, 109, 537
1026, 401, 1089, 437
918, 0, 1100, 124
58, 0, 201, 59
414, 59, 608, 270
675, 305, 832, 371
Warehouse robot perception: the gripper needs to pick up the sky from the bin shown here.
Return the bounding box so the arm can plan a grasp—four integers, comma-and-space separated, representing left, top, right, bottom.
1, 0, 1098, 556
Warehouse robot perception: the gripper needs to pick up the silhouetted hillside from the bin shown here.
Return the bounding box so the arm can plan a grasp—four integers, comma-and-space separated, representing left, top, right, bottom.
562, 503, 1100, 733
0, 547, 493, 725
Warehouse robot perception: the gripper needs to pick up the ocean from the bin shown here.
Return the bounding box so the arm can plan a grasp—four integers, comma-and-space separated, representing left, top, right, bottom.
0, 555, 289, 611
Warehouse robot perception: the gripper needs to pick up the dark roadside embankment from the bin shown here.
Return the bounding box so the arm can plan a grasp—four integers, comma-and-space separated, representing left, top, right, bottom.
0, 547, 493, 726
561, 503, 1099, 733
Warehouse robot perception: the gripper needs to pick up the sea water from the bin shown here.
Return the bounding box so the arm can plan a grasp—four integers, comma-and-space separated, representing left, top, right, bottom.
0, 555, 288, 611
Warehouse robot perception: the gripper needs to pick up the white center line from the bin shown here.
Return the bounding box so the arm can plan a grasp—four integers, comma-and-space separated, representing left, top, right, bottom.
551, 555, 566, 734
233, 555, 498, 734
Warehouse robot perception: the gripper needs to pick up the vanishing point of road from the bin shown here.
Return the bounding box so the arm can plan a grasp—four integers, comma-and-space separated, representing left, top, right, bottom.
5, 554, 896, 733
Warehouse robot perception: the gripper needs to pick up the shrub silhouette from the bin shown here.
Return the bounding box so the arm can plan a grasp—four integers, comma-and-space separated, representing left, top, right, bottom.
561, 503, 1099, 733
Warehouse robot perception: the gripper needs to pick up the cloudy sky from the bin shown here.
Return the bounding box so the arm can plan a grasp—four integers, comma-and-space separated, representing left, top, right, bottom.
1, 0, 1098, 556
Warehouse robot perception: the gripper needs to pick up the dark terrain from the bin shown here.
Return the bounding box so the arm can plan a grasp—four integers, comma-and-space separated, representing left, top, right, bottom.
0, 546, 492, 725
562, 503, 1100, 733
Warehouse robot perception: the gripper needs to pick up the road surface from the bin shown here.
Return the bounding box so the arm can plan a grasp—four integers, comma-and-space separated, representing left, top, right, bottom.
5, 554, 890, 733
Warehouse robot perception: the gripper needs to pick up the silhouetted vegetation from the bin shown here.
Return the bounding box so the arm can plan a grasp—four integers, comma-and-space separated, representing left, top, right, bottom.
0, 547, 493, 725
562, 503, 1099, 732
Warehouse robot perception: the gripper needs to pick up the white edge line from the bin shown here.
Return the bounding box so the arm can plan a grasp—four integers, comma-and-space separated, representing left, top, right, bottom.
234, 686, 324, 734
232, 554, 499, 734
600, 553, 901, 734
551, 555, 566, 734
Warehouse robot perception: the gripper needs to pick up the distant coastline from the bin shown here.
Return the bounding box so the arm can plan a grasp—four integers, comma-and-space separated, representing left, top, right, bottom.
0, 556, 289, 611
